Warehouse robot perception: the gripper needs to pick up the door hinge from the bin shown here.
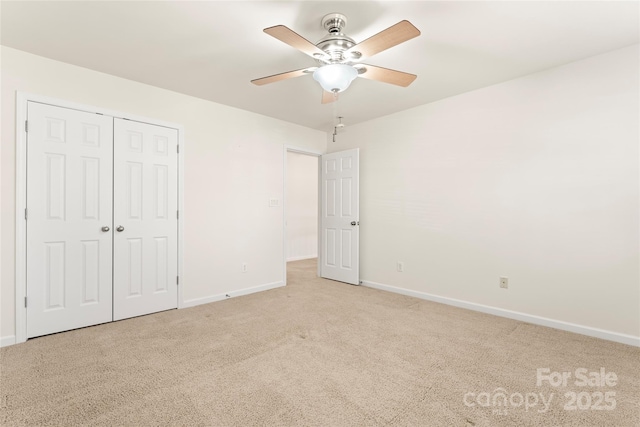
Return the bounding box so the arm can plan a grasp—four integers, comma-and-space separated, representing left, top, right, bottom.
25, 120, 28, 133
177, 145, 180, 154
177, 210, 179, 220
24, 208, 27, 220
24, 297, 27, 308
176, 276, 179, 285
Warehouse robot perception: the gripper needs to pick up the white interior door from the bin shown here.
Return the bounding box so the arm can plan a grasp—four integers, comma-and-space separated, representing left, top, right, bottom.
320, 149, 360, 285
112, 118, 178, 320
26, 102, 114, 338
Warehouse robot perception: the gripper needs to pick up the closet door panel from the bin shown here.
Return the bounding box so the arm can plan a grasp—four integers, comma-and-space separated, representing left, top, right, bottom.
26, 102, 114, 338
113, 119, 178, 320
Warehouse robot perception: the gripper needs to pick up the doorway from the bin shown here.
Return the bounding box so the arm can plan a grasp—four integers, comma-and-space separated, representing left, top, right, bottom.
283, 147, 361, 286
284, 148, 320, 282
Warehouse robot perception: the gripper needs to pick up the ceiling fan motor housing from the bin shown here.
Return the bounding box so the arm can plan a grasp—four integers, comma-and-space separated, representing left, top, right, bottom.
316, 13, 360, 63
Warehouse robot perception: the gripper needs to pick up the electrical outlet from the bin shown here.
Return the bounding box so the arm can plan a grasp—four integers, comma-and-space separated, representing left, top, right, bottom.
500, 277, 508, 289
397, 262, 404, 272
242, 263, 248, 273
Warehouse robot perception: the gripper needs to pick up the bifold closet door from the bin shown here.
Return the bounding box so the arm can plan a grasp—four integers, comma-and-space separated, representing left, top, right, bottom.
26, 102, 114, 338
112, 118, 179, 321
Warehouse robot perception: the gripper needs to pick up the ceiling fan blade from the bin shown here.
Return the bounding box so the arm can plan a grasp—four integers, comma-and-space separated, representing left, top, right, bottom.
321, 90, 338, 104
357, 64, 417, 87
345, 20, 420, 60
264, 25, 329, 60
251, 67, 316, 86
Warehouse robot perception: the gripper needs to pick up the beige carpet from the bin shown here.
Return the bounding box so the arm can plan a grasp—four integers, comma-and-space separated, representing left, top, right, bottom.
1, 259, 638, 426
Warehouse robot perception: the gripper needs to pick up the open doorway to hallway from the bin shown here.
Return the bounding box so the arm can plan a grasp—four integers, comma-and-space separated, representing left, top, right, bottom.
286, 151, 319, 277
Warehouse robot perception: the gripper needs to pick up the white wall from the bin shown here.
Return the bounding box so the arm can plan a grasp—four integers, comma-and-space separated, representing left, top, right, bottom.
329, 45, 639, 340
0, 47, 326, 342
286, 152, 318, 261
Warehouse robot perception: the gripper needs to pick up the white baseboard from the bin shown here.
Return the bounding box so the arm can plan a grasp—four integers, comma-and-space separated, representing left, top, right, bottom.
0, 335, 16, 348
362, 280, 640, 348
182, 281, 285, 309
286, 255, 317, 262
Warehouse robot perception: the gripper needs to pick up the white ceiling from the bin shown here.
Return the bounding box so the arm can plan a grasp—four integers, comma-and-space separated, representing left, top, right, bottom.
1, 1, 638, 132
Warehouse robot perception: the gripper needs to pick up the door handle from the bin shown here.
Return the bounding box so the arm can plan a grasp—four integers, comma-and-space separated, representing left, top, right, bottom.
101, 226, 110, 232
116, 225, 125, 232
350, 221, 357, 226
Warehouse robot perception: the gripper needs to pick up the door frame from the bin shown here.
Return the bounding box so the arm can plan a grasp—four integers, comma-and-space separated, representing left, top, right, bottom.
282, 145, 323, 284
14, 92, 185, 344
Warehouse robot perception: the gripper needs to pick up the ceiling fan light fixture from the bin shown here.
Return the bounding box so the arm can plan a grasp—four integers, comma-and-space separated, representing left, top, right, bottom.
313, 64, 358, 93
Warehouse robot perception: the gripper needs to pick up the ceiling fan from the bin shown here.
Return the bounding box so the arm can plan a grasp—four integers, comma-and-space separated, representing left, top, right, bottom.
251, 13, 420, 103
